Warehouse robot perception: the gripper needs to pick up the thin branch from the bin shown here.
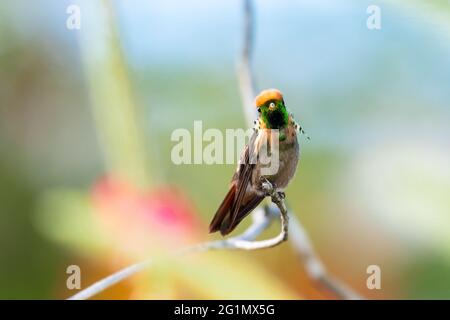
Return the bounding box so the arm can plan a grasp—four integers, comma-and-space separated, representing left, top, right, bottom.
266, 206, 361, 300
68, 260, 153, 300
238, 0, 258, 126
68, 184, 287, 300
288, 212, 360, 299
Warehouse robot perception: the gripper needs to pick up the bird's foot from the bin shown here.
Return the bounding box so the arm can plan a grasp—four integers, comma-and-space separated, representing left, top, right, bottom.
260, 178, 285, 202
260, 178, 274, 195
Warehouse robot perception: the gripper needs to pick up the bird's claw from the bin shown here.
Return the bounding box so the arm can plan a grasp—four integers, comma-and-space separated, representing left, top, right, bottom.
260, 178, 274, 195
260, 178, 285, 201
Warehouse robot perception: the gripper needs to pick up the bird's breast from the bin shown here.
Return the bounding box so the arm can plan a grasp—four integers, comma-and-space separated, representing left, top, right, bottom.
253, 129, 299, 191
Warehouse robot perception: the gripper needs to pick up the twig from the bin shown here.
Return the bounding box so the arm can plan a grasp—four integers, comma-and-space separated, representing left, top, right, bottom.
266, 206, 361, 300
68, 184, 287, 300
238, 0, 258, 125
288, 212, 360, 299
68, 260, 153, 300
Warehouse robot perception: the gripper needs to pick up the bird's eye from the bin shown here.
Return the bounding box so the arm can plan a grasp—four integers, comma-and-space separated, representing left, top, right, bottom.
269, 102, 276, 109
257, 108, 261, 113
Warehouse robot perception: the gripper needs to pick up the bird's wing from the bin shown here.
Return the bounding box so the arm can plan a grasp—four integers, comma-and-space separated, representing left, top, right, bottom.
209, 130, 265, 236
208, 183, 236, 233
229, 130, 259, 227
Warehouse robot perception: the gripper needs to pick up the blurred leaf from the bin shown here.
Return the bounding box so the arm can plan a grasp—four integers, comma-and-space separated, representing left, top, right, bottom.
33, 189, 109, 255
404, 253, 450, 299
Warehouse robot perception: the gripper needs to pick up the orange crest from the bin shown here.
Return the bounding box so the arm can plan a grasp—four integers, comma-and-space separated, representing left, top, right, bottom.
255, 89, 284, 108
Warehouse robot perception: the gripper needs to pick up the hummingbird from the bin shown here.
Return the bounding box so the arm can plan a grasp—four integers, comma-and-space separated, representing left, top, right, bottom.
209, 89, 306, 236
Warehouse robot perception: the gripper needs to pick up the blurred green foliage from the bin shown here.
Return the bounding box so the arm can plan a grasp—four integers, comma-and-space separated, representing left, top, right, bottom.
0, 0, 449, 299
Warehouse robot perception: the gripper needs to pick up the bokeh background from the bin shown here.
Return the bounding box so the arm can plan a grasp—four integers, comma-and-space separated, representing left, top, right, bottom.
0, 0, 449, 299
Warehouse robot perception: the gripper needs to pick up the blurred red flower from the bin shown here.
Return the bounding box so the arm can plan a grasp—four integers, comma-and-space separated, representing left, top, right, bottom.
92, 176, 203, 257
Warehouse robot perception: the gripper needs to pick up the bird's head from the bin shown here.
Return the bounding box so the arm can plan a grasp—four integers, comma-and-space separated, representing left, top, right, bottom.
255, 89, 289, 129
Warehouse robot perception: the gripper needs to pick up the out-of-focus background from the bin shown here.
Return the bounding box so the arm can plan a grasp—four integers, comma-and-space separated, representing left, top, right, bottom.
0, 0, 449, 299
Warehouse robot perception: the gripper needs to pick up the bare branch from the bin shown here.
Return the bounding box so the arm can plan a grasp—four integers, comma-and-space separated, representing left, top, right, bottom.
264, 206, 361, 300
288, 213, 360, 299
67, 260, 153, 300
67, 183, 288, 300
238, 0, 258, 126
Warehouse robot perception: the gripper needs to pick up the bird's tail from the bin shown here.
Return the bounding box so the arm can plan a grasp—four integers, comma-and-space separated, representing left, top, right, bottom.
209, 185, 236, 234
